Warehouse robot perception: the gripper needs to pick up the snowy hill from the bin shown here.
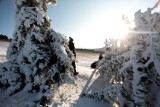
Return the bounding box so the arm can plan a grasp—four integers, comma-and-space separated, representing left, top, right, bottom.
0, 42, 112, 107
94, 47, 105, 52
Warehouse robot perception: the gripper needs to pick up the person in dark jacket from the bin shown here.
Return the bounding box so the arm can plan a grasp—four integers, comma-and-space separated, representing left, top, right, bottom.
90, 53, 103, 69
98, 53, 103, 60
69, 37, 79, 75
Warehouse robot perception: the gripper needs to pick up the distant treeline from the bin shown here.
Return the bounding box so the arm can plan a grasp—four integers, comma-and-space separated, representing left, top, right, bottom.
0, 34, 11, 41
76, 48, 103, 54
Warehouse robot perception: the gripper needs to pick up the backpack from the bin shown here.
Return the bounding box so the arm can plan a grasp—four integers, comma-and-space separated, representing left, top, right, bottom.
90, 61, 98, 68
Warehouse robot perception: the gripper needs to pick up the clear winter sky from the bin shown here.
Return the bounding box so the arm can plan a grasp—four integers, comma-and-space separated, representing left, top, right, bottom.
0, 0, 158, 49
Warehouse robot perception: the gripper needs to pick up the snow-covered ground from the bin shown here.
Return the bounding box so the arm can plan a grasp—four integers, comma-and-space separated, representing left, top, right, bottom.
0, 41, 112, 107
0, 41, 8, 56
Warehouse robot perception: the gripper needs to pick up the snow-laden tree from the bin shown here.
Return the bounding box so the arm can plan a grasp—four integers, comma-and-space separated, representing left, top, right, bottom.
0, 0, 74, 106
88, 6, 160, 107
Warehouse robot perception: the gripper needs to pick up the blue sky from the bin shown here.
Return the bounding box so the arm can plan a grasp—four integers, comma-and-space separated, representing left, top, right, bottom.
0, 0, 158, 48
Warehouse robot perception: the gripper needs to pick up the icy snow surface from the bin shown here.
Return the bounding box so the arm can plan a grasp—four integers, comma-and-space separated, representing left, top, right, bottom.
0, 41, 8, 56
0, 42, 112, 107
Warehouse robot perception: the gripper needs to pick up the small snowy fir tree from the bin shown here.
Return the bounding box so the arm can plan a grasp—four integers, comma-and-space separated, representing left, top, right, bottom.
88, 5, 160, 107
0, 0, 74, 106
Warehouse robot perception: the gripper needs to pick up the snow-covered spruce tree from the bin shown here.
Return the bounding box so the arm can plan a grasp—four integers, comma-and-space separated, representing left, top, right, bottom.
0, 0, 74, 106
129, 8, 160, 107
87, 7, 160, 107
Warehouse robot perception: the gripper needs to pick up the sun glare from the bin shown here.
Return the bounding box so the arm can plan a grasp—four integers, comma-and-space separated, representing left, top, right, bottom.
76, 14, 131, 48
107, 21, 129, 39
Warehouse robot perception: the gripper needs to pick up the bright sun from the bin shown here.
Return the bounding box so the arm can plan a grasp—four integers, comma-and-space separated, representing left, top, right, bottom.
106, 20, 129, 39
76, 16, 130, 48
85, 16, 130, 40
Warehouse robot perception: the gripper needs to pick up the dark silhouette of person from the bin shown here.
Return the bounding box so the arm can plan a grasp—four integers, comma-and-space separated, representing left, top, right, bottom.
98, 53, 103, 60
90, 53, 103, 69
68, 37, 79, 75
